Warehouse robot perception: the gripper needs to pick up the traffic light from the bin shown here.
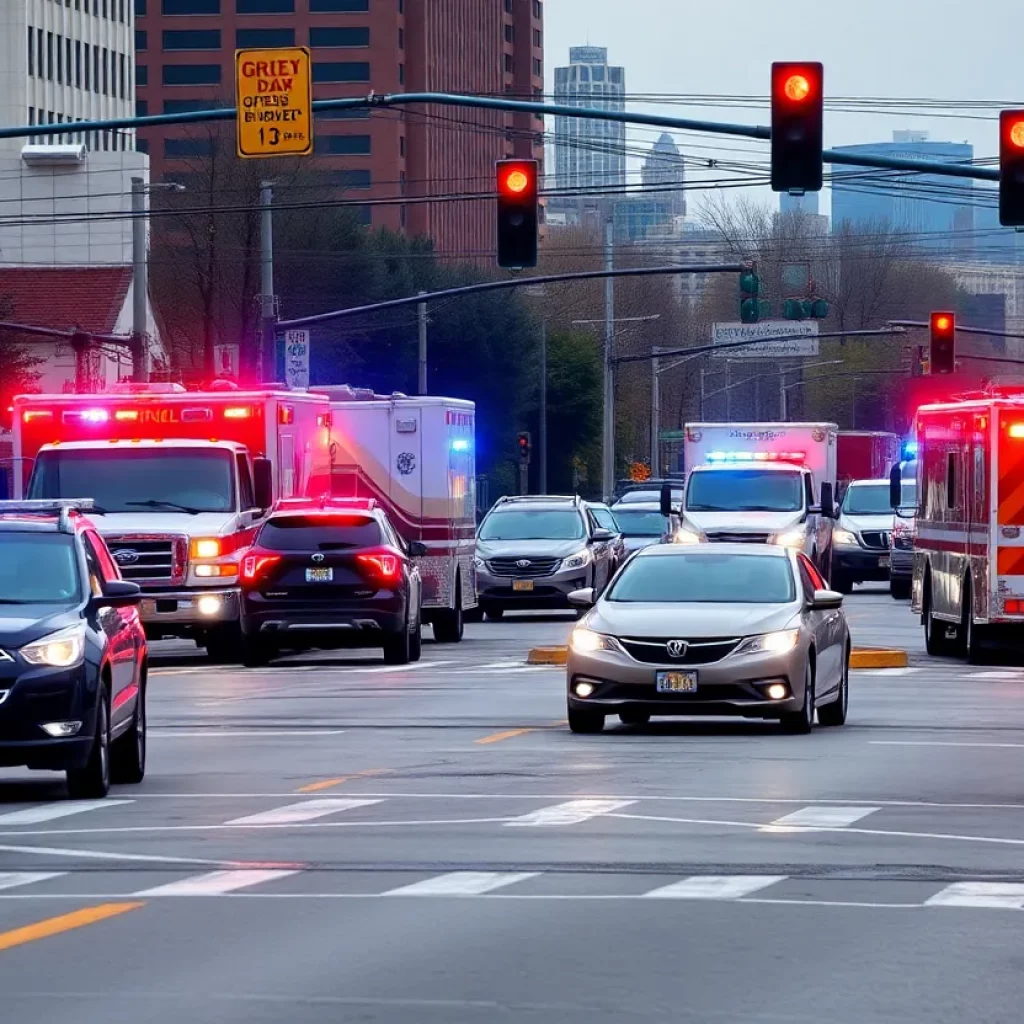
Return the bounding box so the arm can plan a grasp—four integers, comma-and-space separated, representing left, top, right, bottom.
782, 298, 828, 321
930, 311, 956, 375
496, 159, 539, 269
771, 62, 824, 194
1000, 110, 1024, 227
517, 431, 532, 463
739, 269, 762, 324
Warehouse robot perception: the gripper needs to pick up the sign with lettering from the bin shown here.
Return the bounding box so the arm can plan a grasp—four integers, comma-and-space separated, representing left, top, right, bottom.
283, 329, 310, 389
235, 47, 313, 159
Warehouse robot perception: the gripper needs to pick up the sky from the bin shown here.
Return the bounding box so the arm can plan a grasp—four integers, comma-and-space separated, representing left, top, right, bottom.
544, 0, 1020, 220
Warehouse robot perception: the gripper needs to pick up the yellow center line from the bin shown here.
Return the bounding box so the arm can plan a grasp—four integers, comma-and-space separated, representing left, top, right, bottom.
296, 767, 395, 793
475, 728, 535, 746
0, 902, 145, 953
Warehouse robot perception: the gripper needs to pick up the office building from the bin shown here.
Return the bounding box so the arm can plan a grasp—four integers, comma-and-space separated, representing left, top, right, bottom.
641, 133, 685, 217
779, 191, 818, 217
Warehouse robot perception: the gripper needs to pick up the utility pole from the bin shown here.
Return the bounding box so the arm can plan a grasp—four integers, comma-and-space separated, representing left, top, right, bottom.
259, 182, 275, 383
602, 217, 615, 501
539, 320, 548, 493
699, 368, 706, 419
651, 346, 662, 478
130, 177, 149, 383
417, 292, 428, 395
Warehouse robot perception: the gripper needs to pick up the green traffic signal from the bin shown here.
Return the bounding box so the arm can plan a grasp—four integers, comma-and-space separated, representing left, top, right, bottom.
739, 271, 760, 296
739, 270, 762, 323
811, 298, 828, 319
741, 298, 760, 324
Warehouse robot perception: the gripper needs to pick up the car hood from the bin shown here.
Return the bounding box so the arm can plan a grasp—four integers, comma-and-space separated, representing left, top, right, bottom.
840, 512, 894, 534
476, 539, 588, 560
0, 606, 82, 650
587, 601, 799, 638
683, 510, 804, 535
622, 535, 662, 553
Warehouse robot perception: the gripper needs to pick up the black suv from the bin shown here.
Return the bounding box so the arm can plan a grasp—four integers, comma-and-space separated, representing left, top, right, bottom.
238, 498, 426, 666
474, 496, 617, 618
0, 500, 146, 798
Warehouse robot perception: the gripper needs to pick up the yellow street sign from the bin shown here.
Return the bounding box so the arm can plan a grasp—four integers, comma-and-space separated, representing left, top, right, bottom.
235, 47, 313, 159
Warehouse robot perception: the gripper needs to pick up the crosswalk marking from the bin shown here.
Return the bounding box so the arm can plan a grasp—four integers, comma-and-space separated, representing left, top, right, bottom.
504, 799, 636, 827
760, 806, 880, 833
968, 670, 1024, 680
0, 800, 133, 825
0, 872, 65, 891
642, 876, 788, 900
133, 869, 299, 896
383, 872, 539, 896
225, 798, 382, 826
925, 883, 1024, 909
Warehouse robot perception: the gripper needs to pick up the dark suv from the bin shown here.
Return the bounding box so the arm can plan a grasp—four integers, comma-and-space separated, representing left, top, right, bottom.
474, 496, 616, 618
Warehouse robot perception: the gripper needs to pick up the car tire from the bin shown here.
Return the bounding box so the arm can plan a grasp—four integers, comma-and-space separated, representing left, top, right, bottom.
889, 577, 911, 601
817, 648, 849, 727
961, 579, 988, 665
831, 566, 854, 595
206, 624, 243, 664
111, 680, 146, 785
567, 706, 605, 734
924, 577, 952, 656
483, 606, 504, 621
619, 710, 651, 727
383, 619, 412, 665
67, 690, 111, 799
433, 585, 464, 643
409, 618, 423, 663
780, 663, 815, 735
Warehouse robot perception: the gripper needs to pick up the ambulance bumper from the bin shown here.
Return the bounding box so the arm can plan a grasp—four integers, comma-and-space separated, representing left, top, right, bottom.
139, 588, 241, 631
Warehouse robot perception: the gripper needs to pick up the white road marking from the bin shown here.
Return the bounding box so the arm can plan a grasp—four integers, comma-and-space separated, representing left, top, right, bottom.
760, 806, 880, 833
926, 882, 1024, 909
855, 668, 923, 676
642, 875, 788, 900
967, 671, 1024, 680
504, 799, 636, 827
226, 798, 382, 826
149, 730, 347, 738
0, 842, 258, 867
133, 869, 300, 896
0, 872, 65, 891
870, 740, 1024, 750
0, 800, 132, 825
383, 872, 539, 896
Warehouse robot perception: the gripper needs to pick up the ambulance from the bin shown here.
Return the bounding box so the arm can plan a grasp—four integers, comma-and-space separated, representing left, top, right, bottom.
317, 387, 477, 642
677, 422, 839, 578
12, 383, 331, 660
905, 392, 1024, 661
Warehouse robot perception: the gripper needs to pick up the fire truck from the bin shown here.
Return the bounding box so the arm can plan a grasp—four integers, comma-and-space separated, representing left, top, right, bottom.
837, 431, 901, 494
12, 383, 331, 660
907, 392, 1024, 661
317, 387, 477, 642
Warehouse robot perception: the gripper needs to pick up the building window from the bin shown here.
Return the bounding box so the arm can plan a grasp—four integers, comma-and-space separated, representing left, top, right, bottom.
27, 28, 34, 77
46, 32, 54, 80
237, 0, 294, 9
309, 26, 369, 46
163, 63, 222, 85
315, 134, 371, 155
504, 0, 512, 10
504, 54, 513, 73
102, 48, 109, 94
135, 62, 148, 85
533, 0, 542, 16
398, 62, 404, 84
135, 0, 146, 13
353, 206, 371, 226
309, 0, 367, 9
533, 58, 542, 76
164, 97, 221, 112
398, 27, 403, 49
312, 62, 370, 83
120, 53, 126, 98
137, 99, 149, 116
236, 27, 295, 46
504, 24, 513, 43
315, 107, 370, 120
399, 135, 405, 157
136, 29, 147, 49
137, 137, 149, 153
533, 28, 541, 47
161, 0, 220, 13
164, 135, 216, 157
163, 28, 221, 49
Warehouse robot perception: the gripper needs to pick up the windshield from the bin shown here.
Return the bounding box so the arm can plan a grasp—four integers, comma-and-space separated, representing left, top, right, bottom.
260, 515, 383, 551
617, 489, 682, 506
608, 552, 795, 604
0, 533, 81, 604
612, 509, 666, 537
687, 469, 804, 513
589, 507, 619, 532
843, 483, 916, 515
29, 449, 236, 514
479, 509, 584, 541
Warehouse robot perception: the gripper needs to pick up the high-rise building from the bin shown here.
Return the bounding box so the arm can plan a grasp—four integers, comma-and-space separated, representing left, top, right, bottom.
134, 0, 543, 254
640, 132, 685, 218
552, 46, 625, 192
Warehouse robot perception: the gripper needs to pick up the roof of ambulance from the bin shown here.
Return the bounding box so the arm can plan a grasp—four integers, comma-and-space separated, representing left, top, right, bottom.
35, 440, 249, 451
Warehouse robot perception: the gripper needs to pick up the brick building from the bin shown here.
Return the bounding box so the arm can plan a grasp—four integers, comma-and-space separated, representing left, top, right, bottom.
135, 0, 544, 256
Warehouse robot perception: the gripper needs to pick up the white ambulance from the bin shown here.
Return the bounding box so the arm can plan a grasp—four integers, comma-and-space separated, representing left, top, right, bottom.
317, 387, 477, 642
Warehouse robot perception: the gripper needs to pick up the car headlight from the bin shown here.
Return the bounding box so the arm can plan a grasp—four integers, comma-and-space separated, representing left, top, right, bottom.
562, 549, 592, 570
832, 529, 858, 546
674, 527, 703, 545
20, 624, 86, 668
473, 555, 485, 570
570, 628, 622, 654
772, 528, 807, 549
732, 629, 801, 657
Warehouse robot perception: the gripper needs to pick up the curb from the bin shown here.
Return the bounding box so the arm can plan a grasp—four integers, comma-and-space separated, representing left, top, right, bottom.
528, 645, 909, 670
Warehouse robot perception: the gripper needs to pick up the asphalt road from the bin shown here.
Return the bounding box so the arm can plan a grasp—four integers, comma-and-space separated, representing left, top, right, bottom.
1, 585, 1024, 1023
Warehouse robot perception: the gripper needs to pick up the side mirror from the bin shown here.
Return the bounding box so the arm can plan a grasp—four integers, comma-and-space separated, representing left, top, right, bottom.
568, 588, 596, 608
593, 528, 614, 542
96, 580, 142, 609
408, 540, 428, 557
660, 482, 674, 518
819, 482, 835, 520
889, 463, 902, 510
810, 588, 844, 611
253, 457, 274, 510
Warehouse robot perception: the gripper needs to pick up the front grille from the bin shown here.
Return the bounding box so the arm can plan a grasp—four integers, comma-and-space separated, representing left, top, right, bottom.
107, 538, 177, 583
619, 636, 741, 666
860, 531, 891, 551
704, 532, 771, 544
486, 556, 562, 577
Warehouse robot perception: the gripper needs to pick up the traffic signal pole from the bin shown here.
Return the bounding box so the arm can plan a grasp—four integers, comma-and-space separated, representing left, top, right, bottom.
603, 219, 615, 503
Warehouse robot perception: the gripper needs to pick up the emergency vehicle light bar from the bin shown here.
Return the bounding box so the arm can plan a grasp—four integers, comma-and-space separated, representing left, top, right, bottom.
0, 499, 94, 512
706, 451, 806, 464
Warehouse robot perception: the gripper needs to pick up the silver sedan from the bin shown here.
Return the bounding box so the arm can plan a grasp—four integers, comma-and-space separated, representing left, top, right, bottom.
566, 543, 850, 734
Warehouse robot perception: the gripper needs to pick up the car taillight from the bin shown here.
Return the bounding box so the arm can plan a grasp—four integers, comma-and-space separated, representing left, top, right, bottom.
356, 549, 402, 584
241, 551, 282, 583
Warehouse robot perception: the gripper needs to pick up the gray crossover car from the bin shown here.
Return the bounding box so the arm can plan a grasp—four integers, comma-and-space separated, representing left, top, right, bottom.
565, 543, 850, 734
475, 496, 616, 619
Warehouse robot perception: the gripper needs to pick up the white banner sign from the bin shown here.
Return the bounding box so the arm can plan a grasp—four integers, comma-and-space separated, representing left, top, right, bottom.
213, 343, 239, 378
283, 329, 310, 389
711, 320, 819, 359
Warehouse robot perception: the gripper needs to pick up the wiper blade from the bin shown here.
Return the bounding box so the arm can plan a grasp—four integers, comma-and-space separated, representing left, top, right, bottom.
125, 499, 203, 515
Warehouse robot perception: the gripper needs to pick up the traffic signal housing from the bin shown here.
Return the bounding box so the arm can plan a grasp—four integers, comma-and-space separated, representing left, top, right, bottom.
517, 431, 532, 463
771, 62, 824, 194
930, 311, 956, 375
1000, 110, 1024, 227
739, 269, 762, 324
496, 159, 539, 269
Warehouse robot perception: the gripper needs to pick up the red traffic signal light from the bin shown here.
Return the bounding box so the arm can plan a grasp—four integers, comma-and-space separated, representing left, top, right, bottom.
1000, 110, 1024, 227
517, 431, 532, 461
496, 159, 539, 270
930, 311, 956, 375
771, 62, 824, 195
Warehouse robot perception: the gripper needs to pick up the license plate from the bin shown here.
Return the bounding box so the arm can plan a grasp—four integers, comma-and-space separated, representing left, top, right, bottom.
656, 671, 698, 693
879, 556, 890, 568
305, 567, 334, 583
513, 579, 534, 592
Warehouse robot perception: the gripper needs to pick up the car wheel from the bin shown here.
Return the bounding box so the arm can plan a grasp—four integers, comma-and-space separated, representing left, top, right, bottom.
961, 579, 987, 665
206, 624, 243, 664
67, 690, 111, 799
409, 617, 423, 663
889, 577, 911, 601
831, 566, 854, 595
483, 606, 504, 621
780, 662, 815, 735
433, 584, 464, 643
817, 648, 849, 727
924, 578, 952, 656
111, 680, 146, 785
567, 706, 605, 734
383, 619, 412, 665
619, 710, 651, 727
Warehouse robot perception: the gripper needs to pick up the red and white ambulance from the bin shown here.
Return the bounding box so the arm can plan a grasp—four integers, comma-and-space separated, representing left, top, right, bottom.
12, 383, 331, 659
909, 391, 1024, 661
317, 387, 477, 642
